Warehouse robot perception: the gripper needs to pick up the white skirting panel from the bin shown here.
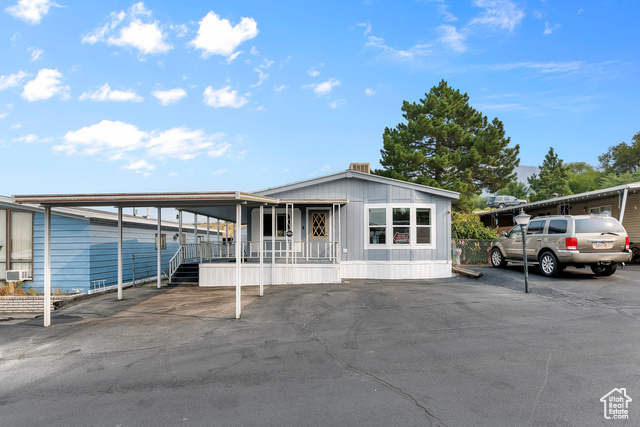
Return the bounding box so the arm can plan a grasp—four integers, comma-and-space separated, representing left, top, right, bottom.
340, 260, 452, 280
199, 263, 341, 287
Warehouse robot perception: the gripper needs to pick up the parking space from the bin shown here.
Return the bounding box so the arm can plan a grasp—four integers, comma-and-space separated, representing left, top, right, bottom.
1, 274, 640, 426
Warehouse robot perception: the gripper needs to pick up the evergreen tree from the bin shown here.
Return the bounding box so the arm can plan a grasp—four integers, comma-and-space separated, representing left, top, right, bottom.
374, 80, 520, 211
528, 147, 572, 201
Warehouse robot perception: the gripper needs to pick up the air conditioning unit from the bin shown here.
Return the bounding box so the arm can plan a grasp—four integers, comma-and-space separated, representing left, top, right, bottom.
6, 270, 30, 282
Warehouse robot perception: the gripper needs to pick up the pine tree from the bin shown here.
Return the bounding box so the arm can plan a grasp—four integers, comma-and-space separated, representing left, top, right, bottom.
527, 147, 572, 202
374, 80, 520, 211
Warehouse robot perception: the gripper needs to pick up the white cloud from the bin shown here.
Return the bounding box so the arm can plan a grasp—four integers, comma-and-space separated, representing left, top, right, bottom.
5, 0, 60, 25
147, 127, 223, 160
208, 143, 231, 158
55, 120, 146, 156
188, 11, 259, 58
203, 86, 249, 108
251, 59, 273, 87
366, 36, 433, 60
357, 22, 372, 35
79, 83, 143, 102
304, 78, 341, 96
82, 2, 172, 56
364, 88, 376, 96
543, 22, 561, 35
490, 61, 582, 74
307, 67, 321, 77
0, 113, 8, 119
13, 133, 52, 143
329, 99, 346, 109
470, 0, 525, 32
210, 168, 227, 176
439, 25, 467, 52
152, 88, 187, 105
225, 51, 243, 63
250, 46, 259, 55
21, 68, 69, 101
11, 123, 23, 129
0, 70, 28, 90
54, 120, 228, 170
28, 47, 43, 60
273, 84, 288, 92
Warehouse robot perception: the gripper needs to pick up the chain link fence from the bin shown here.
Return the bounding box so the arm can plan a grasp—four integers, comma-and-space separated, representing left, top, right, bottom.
452, 239, 494, 266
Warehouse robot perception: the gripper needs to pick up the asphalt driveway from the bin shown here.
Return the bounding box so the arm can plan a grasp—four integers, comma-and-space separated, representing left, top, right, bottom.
1, 271, 639, 426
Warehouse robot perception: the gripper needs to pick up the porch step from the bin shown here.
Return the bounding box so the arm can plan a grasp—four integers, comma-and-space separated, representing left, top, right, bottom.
168, 263, 199, 287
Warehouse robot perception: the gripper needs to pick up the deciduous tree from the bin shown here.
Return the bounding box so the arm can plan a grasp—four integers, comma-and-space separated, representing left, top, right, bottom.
598, 132, 640, 174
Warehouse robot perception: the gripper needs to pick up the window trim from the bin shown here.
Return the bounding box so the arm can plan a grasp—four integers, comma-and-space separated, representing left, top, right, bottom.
364, 203, 436, 249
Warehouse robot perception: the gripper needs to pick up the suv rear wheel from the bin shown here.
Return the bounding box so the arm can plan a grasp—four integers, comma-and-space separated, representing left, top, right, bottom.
539, 252, 560, 277
491, 248, 507, 268
590, 263, 618, 276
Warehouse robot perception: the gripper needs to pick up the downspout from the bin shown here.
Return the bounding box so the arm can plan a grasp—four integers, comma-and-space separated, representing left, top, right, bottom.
619, 188, 629, 224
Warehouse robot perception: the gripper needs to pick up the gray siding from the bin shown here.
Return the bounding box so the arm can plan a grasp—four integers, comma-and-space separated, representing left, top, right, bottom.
261, 176, 453, 262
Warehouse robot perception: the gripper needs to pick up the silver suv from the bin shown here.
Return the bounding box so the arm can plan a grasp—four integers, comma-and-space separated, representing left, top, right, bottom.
490, 215, 631, 276
486, 195, 527, 209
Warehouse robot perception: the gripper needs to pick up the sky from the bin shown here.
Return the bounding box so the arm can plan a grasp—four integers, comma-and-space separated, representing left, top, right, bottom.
1, 0, 639, 197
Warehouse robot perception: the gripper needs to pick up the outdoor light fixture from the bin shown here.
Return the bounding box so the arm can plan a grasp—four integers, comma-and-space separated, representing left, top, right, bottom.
514, 210, 531, 293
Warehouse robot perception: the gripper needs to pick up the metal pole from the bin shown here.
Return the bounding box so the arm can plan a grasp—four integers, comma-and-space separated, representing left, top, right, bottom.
157, 208, 162, 288
522, 225, 529, 293
272, 206, 275, 286
193, 214, 198, 244
619, 188, 629, 224
44, 207, 51, 327
117, 207, 123, 300
235, 204, 242, 319
132, 254, 136, 285
259, 204, 264, 296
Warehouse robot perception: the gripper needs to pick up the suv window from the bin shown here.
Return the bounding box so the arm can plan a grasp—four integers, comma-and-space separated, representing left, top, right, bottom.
548, 219, 567, 234
527, 220, 546, 235
575, 217, 625, 234
507, 225, 523, 238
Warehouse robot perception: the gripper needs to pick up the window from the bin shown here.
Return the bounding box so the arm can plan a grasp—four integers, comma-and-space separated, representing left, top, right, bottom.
392, 208, 410, 245
507, 225, 523, 238
263, 214, 273, 237
311, 213, 326, 238
155, 233, 166, 250
365, 204, 436, 248
276, 213, 286, 237
526, 220, 546, 235
590, 205, 612, 216
548, 220, 567, 234
369, 208, 386, 245
0, 209, 34, 280
416, 208, 432, 244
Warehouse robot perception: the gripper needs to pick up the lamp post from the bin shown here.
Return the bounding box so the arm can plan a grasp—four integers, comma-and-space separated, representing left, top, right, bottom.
514, 210, 531, 293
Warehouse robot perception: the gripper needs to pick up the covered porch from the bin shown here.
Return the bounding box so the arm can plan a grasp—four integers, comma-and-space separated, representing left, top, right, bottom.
12, 192, 346, 326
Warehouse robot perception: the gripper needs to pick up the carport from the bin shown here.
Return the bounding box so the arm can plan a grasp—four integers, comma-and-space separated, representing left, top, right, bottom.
12, 191, 279, 326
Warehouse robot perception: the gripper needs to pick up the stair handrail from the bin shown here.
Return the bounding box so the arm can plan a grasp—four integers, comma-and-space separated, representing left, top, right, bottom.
168, 244, 186, 281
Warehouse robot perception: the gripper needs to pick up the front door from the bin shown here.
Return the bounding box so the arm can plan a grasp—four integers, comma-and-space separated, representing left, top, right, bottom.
309, 209, 331, 259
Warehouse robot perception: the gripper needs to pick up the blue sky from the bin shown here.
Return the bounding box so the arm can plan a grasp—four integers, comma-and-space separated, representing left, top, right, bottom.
1, 0, 639, 196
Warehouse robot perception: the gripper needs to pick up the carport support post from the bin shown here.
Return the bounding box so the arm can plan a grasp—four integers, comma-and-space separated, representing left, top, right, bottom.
620, 188, 629, 223
193, 214, 198, 243
235, 203, 242, 319
157, 208, 162, 289
259, 204, 264, 296
271, 206, 275, 286
44, 206, 51, 327
117, 207, 123, 300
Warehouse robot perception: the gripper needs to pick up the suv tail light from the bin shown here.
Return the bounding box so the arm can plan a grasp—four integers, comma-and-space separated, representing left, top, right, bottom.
626, 237, 630, 250
566, 237, 578, 251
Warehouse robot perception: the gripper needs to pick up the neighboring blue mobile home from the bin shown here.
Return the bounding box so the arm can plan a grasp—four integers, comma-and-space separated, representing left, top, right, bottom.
0, 196, 219, 293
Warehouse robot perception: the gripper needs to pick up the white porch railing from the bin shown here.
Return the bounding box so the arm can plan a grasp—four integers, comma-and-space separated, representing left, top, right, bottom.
168, 241, 339, 281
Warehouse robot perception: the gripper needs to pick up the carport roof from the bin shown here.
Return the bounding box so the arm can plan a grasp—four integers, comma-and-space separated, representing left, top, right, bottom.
12, 191, 278, 208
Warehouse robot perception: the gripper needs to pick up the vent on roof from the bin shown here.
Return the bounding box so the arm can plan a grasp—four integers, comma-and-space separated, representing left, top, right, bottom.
349, 162, 370, 174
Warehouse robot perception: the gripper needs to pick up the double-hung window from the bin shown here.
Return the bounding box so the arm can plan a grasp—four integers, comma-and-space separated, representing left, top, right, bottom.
365, 204, 435, 248
0, 209, 34, 280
